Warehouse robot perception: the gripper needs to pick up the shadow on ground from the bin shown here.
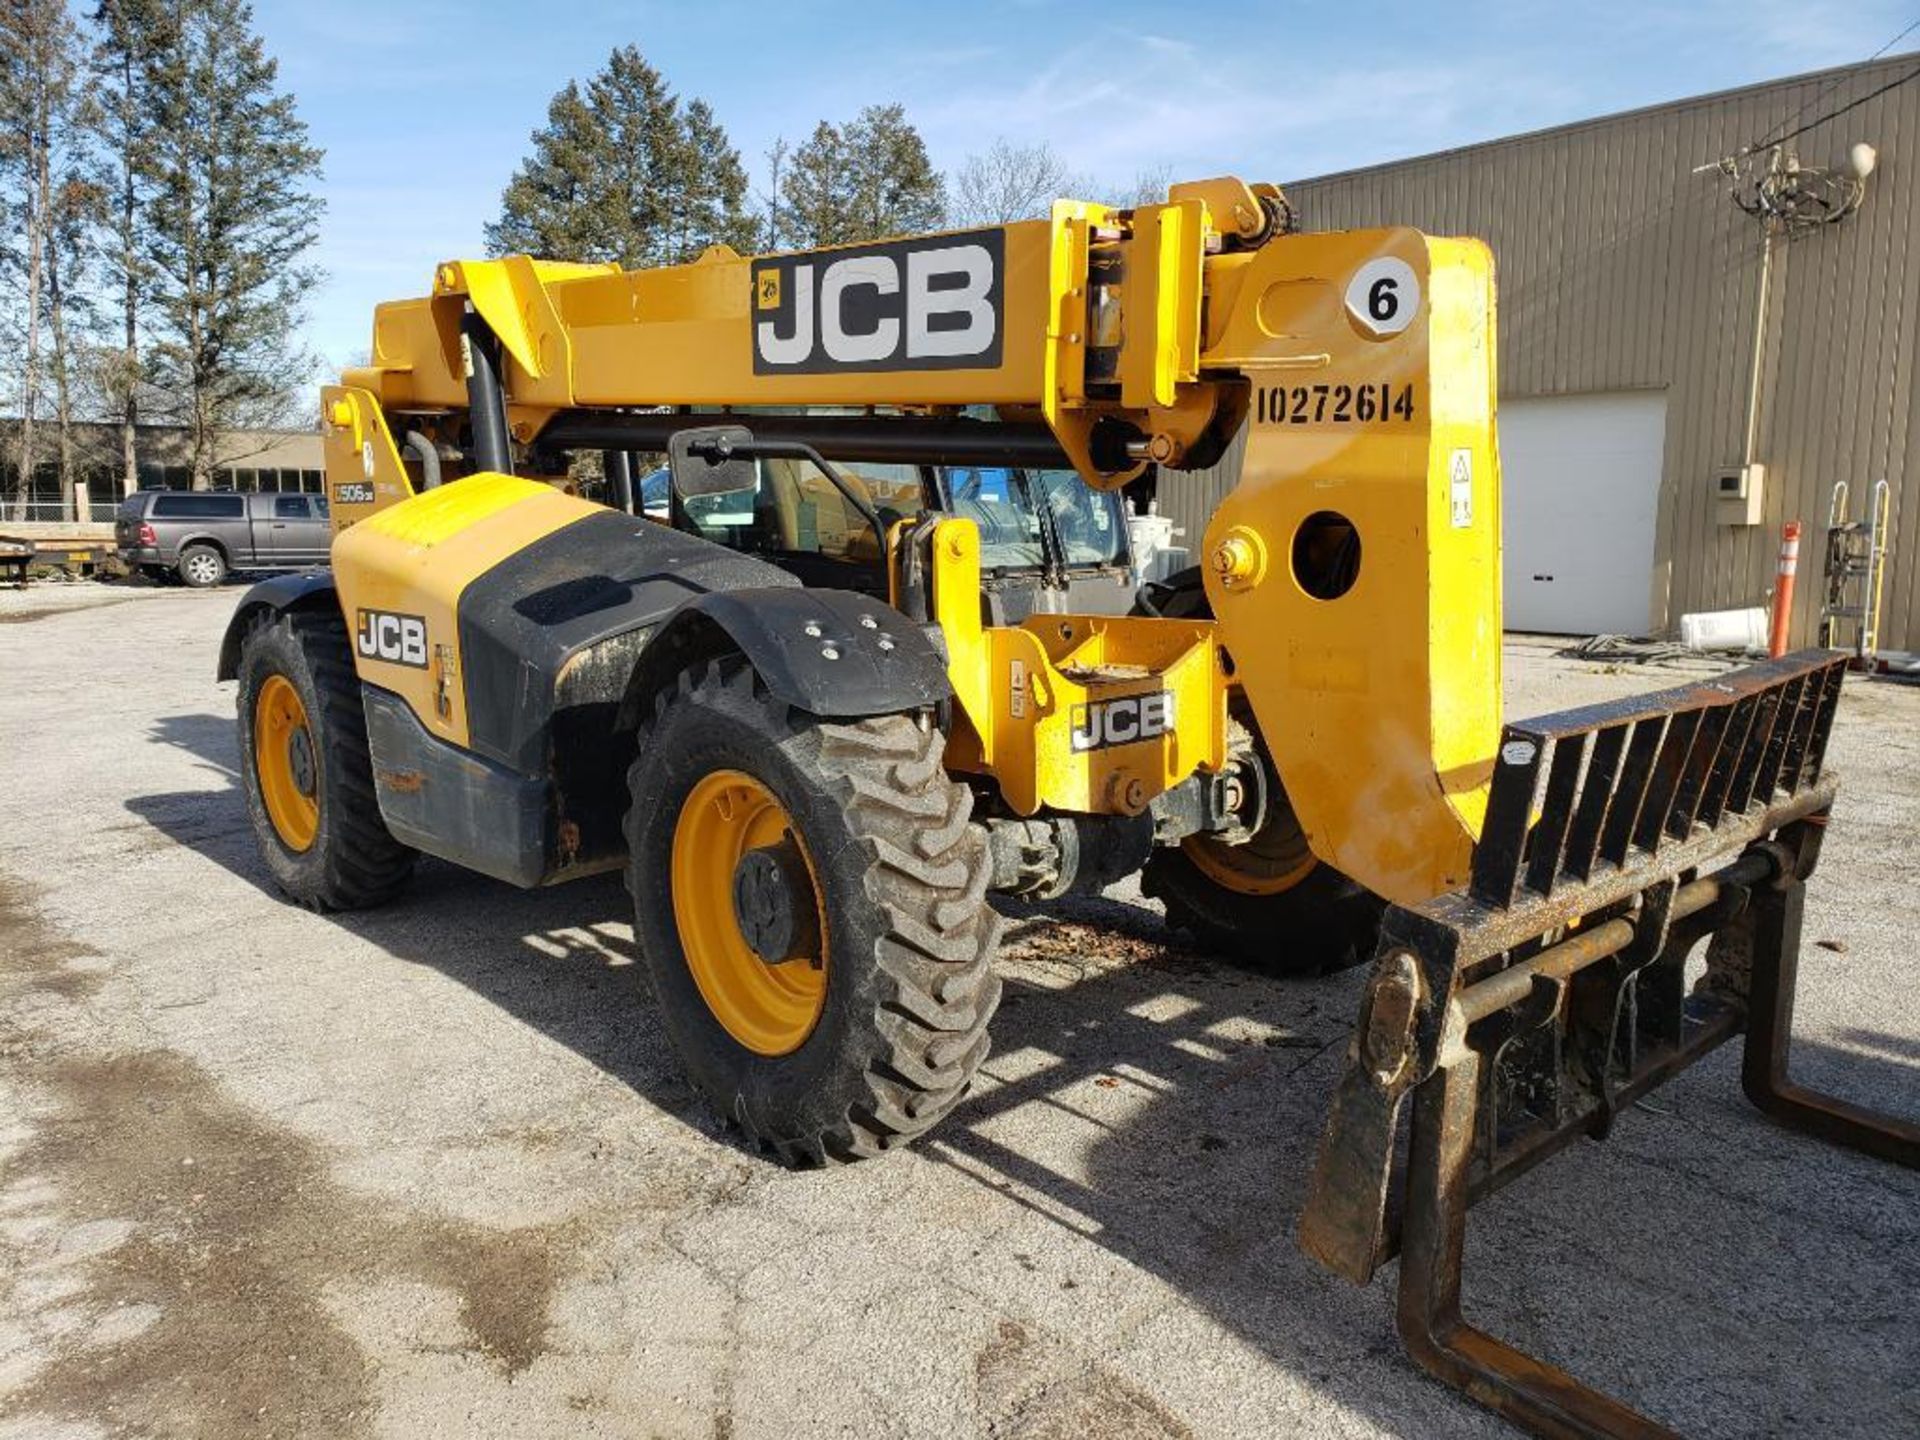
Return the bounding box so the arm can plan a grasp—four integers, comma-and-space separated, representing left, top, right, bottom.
126, 708, 1920, 1439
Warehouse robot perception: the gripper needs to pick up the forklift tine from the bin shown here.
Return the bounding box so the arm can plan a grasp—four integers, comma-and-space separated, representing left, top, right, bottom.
1740, 879, 1920, 1169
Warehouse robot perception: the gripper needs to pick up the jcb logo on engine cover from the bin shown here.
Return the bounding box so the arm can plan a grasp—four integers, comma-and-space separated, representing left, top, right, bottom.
1071, 692, 1174, 753
356, 609, 428, 669
751, 231, 1004, 374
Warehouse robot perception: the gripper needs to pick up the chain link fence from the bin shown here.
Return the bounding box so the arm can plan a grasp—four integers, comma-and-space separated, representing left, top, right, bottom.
3, 499, 125, 524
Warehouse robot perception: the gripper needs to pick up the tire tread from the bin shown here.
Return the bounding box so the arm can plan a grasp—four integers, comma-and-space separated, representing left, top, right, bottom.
625, 658, 1000, 1164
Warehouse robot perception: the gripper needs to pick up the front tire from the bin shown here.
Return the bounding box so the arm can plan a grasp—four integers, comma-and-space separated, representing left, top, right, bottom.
236, 610, 416, 910
626, 656, 1001, 1166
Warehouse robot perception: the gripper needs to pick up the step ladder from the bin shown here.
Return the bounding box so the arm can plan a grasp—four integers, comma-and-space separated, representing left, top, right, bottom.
1817, 479, 1891, 666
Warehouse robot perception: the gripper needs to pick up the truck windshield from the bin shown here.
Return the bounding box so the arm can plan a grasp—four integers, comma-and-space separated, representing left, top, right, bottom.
941, 467, 1127, 571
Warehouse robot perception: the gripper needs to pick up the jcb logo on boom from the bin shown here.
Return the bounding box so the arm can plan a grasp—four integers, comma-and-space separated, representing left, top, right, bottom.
751, 231, 1004, 374
356, 609, 428, 669
1070, 691, 1175, 753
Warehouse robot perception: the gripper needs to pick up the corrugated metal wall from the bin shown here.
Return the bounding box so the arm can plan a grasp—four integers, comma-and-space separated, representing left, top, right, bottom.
1159, 56, 1920, 649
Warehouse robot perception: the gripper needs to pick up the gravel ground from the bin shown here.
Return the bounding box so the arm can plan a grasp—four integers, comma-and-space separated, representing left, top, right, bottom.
1, 581, 1915, 1440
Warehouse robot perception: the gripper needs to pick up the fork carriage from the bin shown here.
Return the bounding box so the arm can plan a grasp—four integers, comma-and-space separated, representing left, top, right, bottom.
1300, 650, 1920, 1438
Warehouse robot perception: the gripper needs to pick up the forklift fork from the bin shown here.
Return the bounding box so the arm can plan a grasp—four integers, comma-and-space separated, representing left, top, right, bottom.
1301, 650, 1918, 1438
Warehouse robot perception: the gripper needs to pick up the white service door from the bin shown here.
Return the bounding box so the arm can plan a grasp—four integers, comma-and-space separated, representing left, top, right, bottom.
1498, 391, 1667, 636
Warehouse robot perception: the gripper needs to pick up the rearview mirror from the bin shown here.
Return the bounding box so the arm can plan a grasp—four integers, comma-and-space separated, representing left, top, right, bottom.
668, 425, 758, 501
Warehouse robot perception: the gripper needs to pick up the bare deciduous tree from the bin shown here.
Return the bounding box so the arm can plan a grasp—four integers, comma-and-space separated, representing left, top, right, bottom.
758, 137, 789, 251
46, 165, 104, 516
1, 0, 324, 509
0, 0, 84, 519
949, 138, 1090, 227
1113, 164, 1174, 210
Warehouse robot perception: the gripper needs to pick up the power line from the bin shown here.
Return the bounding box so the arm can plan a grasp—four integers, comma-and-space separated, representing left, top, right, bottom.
1767, 57, 1920, 149
1871, 15, 1920, 57
1749, 17, 1920, 152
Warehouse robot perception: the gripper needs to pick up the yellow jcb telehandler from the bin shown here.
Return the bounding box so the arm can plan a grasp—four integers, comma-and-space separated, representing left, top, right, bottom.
219, 176, 1916, 1437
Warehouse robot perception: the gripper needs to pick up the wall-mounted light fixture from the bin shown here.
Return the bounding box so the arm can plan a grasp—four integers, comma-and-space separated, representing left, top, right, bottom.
1694, 138, 1881, 525
1723, 141, 1877, 231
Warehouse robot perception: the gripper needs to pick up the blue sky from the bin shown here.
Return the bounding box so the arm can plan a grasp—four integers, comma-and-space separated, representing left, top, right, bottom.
255, 0, 1918, 369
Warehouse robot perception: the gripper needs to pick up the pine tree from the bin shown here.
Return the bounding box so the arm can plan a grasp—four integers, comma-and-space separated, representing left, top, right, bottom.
846, 103, 943, 238
140, 0, 323, 489
90, 0, 174, 497
780, 104, 944, 248
488, 46, 752, 268
780, 120, 848, 249
676, 98, 755, 256
488, 80, 603, 260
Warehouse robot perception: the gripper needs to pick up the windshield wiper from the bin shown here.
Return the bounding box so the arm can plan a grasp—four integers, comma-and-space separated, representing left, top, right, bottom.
1015, 470, 1071, 589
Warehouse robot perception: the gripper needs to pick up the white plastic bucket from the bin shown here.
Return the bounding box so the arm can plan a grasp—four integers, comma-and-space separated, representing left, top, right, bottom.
1679, 606, 1768, 652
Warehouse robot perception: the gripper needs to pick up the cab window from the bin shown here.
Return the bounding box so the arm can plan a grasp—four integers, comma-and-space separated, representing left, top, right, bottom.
835, 463, 924, 531
1030, 469, 1126, 568
680, 457, 916, 574
945, 466, 1044, 568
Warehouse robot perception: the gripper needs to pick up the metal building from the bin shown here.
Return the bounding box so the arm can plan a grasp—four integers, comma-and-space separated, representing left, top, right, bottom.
1159, 55, 1919, 651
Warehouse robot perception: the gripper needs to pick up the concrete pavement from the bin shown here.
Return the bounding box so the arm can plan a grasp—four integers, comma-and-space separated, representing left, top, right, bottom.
1, 583, 1915, 1439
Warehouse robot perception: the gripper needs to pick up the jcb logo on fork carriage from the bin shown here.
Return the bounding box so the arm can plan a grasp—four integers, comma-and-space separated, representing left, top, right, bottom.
751, 231, 1004, 374
355, 609, 428, 668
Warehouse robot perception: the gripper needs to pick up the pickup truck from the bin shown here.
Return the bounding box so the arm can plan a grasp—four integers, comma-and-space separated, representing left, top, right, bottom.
115, 490, 332, 587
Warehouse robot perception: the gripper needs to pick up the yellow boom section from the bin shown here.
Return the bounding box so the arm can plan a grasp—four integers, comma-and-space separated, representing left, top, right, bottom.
1200, 231, 1499, 900
332, 179, 1502, 905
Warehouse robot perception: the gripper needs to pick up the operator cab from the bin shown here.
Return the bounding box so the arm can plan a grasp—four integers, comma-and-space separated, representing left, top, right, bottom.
660, 449, 1136, 621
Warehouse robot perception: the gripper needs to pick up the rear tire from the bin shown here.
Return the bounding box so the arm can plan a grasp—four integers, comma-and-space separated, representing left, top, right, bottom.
178, 544, 227, 588
236, 610, 416, 910
625, 656, 1001, 1166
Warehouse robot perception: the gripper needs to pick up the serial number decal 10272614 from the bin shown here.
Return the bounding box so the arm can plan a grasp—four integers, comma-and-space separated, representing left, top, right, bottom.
1257, 382, 1416, 427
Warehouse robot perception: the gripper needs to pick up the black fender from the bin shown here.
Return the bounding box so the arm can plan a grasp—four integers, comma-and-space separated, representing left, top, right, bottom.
216, 570, 339, 680
626, 587, 951, 726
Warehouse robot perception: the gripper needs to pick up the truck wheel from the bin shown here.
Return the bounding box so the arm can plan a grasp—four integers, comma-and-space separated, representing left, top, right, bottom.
178, 545, 227, 588
236, 610, 416, 910
1142, 711, 1382, 976
625, 656, 1001, 1166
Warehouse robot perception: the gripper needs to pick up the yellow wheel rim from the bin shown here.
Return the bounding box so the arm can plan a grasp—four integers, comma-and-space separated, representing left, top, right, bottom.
671, 769, 828, 1056
1183, 833, 1317, 896
255, 674, 319, 853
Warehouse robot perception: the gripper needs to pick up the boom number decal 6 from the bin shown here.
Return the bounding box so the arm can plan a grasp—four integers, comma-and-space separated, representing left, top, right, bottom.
1344, 256, 1419, 338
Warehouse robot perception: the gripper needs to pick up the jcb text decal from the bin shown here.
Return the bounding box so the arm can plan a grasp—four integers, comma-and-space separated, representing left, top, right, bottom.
752, 231, 1004, 374
1071, 691, 1174, 753
356, 609, 428, 668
